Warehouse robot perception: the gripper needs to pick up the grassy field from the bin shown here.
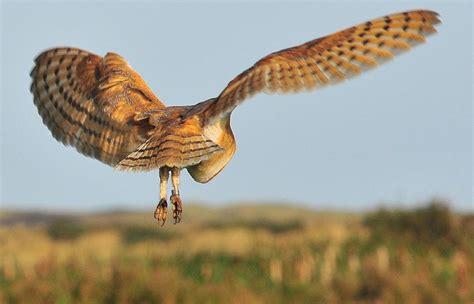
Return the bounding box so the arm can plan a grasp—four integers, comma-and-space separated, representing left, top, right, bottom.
1, 201, 473, 303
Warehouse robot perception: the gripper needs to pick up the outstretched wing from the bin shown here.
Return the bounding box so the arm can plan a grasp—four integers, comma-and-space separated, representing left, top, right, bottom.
30, 47, 165, 166
200, 10, 441, 124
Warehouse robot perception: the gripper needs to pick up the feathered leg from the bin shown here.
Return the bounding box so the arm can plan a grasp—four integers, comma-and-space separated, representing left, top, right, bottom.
170, 167, 183, 224
154, 167, 169, 226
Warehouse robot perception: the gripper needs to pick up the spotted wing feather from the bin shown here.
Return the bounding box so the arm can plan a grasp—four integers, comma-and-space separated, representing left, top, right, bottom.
30, 47, 166, 166
200, 10, 441, 124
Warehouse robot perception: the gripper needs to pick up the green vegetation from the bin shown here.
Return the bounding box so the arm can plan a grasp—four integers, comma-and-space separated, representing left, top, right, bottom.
47, 218, 86, 240
120, 225, 178, 243
1, 201, 472, 303
204, 218, 304, 233
364, 202, 464, 256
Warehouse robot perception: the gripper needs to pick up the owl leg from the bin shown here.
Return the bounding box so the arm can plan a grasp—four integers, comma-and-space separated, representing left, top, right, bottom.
170, 167, 183, 224
154, 167, 169, 226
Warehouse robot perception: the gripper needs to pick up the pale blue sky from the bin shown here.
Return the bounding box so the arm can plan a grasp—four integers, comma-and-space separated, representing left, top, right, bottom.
1, 1, 472, 211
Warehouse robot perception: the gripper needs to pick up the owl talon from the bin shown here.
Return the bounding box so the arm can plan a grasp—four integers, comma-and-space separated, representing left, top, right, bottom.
170, 192, 182, 224
154, 198, 168, 226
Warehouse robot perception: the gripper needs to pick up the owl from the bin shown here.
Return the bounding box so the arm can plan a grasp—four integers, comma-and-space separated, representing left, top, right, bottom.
30, 10, 440, 225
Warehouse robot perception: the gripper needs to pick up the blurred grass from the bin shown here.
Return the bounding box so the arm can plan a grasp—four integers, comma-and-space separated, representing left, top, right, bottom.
0, 200, 472, 303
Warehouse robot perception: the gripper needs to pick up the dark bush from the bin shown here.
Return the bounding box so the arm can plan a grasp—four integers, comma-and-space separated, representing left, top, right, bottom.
363, 200, 459, 253
47, 219, 85, 240
121, 225, 176, 243
205, 219, 303, 234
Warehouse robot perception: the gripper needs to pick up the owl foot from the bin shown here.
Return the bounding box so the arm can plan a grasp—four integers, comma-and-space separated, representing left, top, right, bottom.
170, 191, 182, 224
154, 198, 168, 226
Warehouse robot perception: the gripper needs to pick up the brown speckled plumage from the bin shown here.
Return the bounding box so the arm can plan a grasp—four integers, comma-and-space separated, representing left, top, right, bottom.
30, 10, 441, 225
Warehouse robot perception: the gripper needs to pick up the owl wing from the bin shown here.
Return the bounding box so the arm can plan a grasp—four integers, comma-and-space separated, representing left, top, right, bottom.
199, 10, 441, 124
30, 47, 166, 166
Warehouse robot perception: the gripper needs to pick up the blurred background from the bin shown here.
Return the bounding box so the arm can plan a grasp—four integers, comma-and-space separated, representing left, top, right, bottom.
1, 1, 472, 303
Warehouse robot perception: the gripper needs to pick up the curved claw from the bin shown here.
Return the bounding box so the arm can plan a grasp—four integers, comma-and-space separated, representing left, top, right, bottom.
170, 193, 183, 224
154, 199, 168, 226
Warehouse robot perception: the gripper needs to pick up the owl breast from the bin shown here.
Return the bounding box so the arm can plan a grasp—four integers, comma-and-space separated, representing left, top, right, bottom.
187, 115, 236, 183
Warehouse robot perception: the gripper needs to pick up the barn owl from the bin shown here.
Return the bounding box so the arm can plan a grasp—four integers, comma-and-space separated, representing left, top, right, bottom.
30, 10, 440, 225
